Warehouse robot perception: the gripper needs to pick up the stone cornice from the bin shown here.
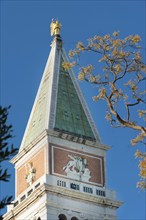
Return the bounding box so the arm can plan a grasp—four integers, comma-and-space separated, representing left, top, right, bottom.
47, 130, 110, 151
44, 184, 123, 209
11, 129, 110, 164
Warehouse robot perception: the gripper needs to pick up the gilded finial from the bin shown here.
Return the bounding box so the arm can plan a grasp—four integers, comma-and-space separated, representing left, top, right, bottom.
50, 19, 61, 36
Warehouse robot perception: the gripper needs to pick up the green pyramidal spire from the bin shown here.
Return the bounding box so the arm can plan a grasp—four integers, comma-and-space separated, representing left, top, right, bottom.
55, 57, 95, 140
19, 21, 101, 151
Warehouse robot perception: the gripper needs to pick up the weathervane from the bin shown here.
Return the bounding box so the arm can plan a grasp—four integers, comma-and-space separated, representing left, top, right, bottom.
50, 19, 61, 36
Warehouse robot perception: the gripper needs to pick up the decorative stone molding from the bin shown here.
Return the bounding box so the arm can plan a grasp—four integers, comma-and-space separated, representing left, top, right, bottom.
25, 162, 36, 186
63, 155, 91, 182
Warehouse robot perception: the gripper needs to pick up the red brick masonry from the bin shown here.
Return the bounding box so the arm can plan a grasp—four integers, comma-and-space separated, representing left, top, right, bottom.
16, 148, 45, 196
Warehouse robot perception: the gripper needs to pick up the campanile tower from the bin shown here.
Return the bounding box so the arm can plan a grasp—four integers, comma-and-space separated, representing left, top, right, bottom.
4, 20, 122, 220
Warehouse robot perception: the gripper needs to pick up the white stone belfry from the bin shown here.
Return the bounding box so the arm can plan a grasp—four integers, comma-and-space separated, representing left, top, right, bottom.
3, 21, 122, 220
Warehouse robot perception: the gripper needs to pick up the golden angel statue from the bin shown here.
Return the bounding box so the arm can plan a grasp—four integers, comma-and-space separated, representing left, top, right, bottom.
50, 19, 61, 36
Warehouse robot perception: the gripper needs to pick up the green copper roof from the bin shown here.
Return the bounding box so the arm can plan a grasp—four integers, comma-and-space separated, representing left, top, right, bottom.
19, 36, 100, 152
54, 58, 96, 141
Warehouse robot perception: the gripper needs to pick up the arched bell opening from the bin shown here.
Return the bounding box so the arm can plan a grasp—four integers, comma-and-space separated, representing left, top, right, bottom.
58, 214, 67, 220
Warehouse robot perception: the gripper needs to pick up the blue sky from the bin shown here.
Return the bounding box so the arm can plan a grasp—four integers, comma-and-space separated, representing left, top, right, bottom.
1, 0, 146, 219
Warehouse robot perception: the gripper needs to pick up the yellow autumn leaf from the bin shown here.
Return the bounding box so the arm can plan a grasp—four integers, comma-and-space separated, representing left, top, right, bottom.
134, 52, 142, 60
139, 160, 146, 169
136, 181, 146, 189
89, 76, 96, 82
62, 61, 75, 70
138, 110, 146, 117
112, 49, 118, 56
113, 31, 119, 37
132, 35, 141, 43
76, 42, 85, 50
140, 169, 146, 178
104, 34, 110, 40
69, 50, 75, 57
78, 72, 85, 80
113, 39, 121, 47
115, 64, 122, 73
